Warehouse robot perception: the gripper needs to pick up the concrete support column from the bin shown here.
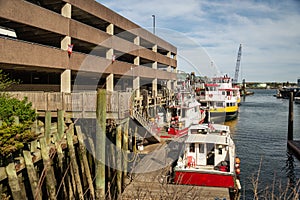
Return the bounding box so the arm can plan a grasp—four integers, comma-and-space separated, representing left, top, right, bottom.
133, 76, 140, 98
133, 51, 140, 98
152, 61, 157, 70
174, 54, 177, 61
134, 36, 140, 45
134, 57, 140, 66
61, 3, 71, 18
167, 51, 171, 58
106, 74, 114, 92
61, 36, 71, 51
167, 80, 172, 91
60, 3, 72, 93
174, 80, 177, 89
106, 24, 114, 35
60, 35, 71, 93
106, 48, 114, 62
167, 66, 171, 72
106, 47, 114, 92
152, 45, 157, 52
152, 78, 157, 97
61, 69, 71, 93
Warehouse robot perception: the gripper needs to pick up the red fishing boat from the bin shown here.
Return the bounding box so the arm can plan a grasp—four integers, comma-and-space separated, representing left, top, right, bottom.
173, 123, 241, 192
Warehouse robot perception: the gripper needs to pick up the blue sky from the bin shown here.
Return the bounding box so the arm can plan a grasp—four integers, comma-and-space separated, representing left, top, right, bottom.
99, 0, 300, 82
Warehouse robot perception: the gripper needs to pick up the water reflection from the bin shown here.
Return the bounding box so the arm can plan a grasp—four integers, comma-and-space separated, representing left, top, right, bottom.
224, 118, 238, 134
285, 151, 296, 187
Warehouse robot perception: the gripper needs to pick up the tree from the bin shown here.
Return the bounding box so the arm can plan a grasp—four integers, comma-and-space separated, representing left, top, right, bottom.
0, 70, 38, 160
0, 69, 19, 92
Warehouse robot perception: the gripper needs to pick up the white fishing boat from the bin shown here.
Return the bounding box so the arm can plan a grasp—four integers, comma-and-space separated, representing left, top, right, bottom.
163, 85, 206, 138
174, 123, 241, 192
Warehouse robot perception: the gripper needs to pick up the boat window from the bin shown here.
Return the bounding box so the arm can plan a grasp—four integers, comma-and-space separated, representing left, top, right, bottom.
189, 143, 195, 153
199, 144, 204, 153
218, 145, 223, 155
216, 102, 223, 107
182, 109, 186, 118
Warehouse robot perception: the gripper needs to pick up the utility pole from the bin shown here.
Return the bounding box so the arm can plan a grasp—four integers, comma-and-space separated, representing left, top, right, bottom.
152, 15, 155, 34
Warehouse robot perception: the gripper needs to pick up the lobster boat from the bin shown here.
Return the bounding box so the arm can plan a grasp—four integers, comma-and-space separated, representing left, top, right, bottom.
174, 123, 241, 192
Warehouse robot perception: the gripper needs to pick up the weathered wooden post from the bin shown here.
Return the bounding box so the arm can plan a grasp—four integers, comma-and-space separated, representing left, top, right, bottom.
116, 125, 122, 196
66, 124, 84, 200
122, 119, 129, 187
40, 138, 57, 200
133, 126, 138, 153
95, 89, 106, 199
45, 111, 51, 144
288, 92, 294, 141
76, 125, 95, 200
54, 113, 67, 198
23, 151, 42, 200
57, 110, 65, 140
6, 163, 23, 200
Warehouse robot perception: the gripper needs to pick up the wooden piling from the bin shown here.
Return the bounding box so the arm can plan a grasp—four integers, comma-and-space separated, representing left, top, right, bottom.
45, 111, 51, 144
66, 124, 84, 200
6, 163, 23, 200
116, 125, 122, 196
123, 119, 129, 187
54, 132, 68, 199
95, 89, 106, 199
133, 126, 138, 153
40, 137, 57, 200
288, 92, 294, 141
76, 125, 95, 200
57, 110, 65, 140
23, 151, 42, 200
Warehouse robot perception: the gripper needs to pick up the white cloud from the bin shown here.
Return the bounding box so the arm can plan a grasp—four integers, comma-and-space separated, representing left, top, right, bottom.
99, 0, 300, 82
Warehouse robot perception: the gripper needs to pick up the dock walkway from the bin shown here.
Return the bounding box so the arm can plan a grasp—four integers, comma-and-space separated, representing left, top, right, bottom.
122, 142, 231, 200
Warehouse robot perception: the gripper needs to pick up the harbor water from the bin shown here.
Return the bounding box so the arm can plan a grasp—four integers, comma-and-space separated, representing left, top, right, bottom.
226, 89, 300, 199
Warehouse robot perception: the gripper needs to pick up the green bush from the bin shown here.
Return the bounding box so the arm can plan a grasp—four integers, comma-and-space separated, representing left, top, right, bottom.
0, 95, 37, 157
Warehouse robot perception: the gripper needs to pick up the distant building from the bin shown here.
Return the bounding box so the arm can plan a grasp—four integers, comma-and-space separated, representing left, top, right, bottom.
298, 78, 300, 87
255, 83, 267, 89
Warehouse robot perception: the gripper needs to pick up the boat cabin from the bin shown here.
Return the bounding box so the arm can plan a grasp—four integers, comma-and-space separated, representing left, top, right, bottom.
180, 124, 235, 173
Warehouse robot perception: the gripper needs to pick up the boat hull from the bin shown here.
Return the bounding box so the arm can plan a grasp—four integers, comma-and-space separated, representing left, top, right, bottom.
174, 170, 236, 188
225, 111, 238, 121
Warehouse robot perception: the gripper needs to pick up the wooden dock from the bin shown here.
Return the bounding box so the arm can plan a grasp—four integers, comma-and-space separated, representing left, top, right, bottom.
288, 140, 300, 160
287, 92, 300, 160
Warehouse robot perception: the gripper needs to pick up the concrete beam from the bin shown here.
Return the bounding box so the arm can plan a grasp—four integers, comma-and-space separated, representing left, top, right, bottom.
0, 0, 69, 36
0, 38, 68, 69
